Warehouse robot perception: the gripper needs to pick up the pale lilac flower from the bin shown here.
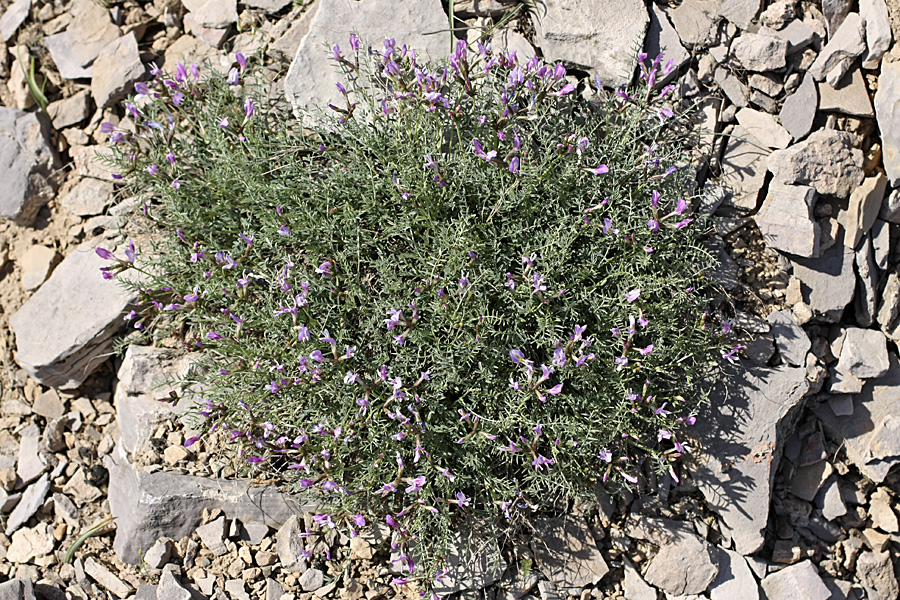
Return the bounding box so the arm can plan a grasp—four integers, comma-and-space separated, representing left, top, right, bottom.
236, 51, 247, 72
244, 98, 255, 118
344, 372, 359, 384
555, 83, 575, 96
166, 151, 176, 164
547, 383, 563, 395
509, 156, 520, 173
675, 198, 688, 215
676, 218, 694, 229
658, 429, 672, 442
404, 476, 425, 494
532, 455, 555, 470
587, 165, 609, 175
648, 219, 660, 232
218, 117, 229, 128
100, 122, 115, 134
599, 449, 612, 463
624, 289, 641, 302
227, 67, 239, 85
278, 225, 290, 236
638, 344, 654, 355
146, 164, 158, 175
315, 261, 332, 276
349, 33, 360, 53
621, 472, 638, 484
171, 179, 180, 190
509, 349, 525, 364
134, 81, 150, 97
615, 356, 628, 371
509, 378, 520, 391
472, 139, 497, 162
455, 492, 470, 507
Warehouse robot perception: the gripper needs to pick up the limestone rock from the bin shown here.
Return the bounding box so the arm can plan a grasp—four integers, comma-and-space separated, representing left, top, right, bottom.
735, 108, 792, 150
430, 531, 506, 594
709, 548, 760, 600
818, 475, 847, 520
755, 183, 819, 257
42, 0, 120, 79
715, 68, 749, 108
761, 560, 830, 600
0, 0, 30, 42
875, 58, 900, 187
767, 310, 811, 366
732, 33, 788, 72
197, 516, 227, 556
184, 13, 231, 49
285, 0, 449, 117
767, 129, 863, 198
842, 174, 887, 248
84, 557, 132, 597
667, 0, 721, 47
856, 551, 899, 600
855, 237, 879, 327
60, 177, 115, 217
243, 0, 292, 14
6, 522, 54, 563
790, 460, 832, 501
808, 13, 866, 87
644, 2, 689, 80
627, 517, 718, 596
763, 20, 816, 54
779, 74, 817, 141
818, 68, 874, 117
299, 568, 325, 592
532, 516, 607, 589
622, 559, 656, 600
47, 90, 92, 130
181, 0, 237, 28
871, 219, 890, 269
788, 241, 855, 323
0, 579, 36, 600
815, 353, 900, 483
157, 570, 191, 600
823, 0, 852, 35
837, 328, 890, 379
19, 245, 57, 291
860, 0, 892, 69
690, 363, 809, 555
106, 445, 314, 564
10, 237, 138, 389
718, 0, 761, 29
533, 0, 649, 89
275, 515, 309, 573
4, 474, 49, 536
0, 108, 60, 225
719, 125, 768, 210
91, 33, 145, 109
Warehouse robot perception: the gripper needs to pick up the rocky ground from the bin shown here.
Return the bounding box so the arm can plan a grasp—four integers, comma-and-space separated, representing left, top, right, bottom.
0, 0, 899, 599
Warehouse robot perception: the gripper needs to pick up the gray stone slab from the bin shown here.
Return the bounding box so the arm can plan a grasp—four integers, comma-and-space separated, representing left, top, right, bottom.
91, 33, 145, 109
767, 129, 863, 199
767, 310, 811, 366
789, 240, 855, 323
0, 0, 30, 42
755, 183, 819, 257
0, 108, 60, 225
709, 547, 760, 600
808, 12, 866, 87
875, 58, 900, 187
860, 0, 892, 69
779, 74, 817, 141
532, 515, 608, 590
818, 68, 874, 117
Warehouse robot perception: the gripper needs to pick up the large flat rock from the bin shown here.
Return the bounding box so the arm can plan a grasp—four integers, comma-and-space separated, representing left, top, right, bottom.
875, 57, 900, 186
816, 353, 900, 483
789, 240, 856, 323
0, 108, 60, 225
42, 0, 119, 79
9, 237, 138, 389
106, 444, 317, 564
767, 129, 863, 199
689, 363, 809, 555
533, 0, 649, 89
284, 0, 449, 118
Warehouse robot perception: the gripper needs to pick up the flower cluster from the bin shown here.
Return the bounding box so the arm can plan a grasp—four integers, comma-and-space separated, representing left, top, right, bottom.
105, 39, 728, 589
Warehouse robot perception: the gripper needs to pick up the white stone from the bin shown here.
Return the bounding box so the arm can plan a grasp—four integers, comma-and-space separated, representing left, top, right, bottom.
667, 0, 721, 47
285, 0, 449, 117
42, 0, 120, 79
91, 33, 145, 109
19, 245, 56, 291
622, 558, 656, 600
60, 177, 114, 217
842, 173, 888, 248
181, 0, 237, 28
761, 560, 831, 600
767, 129, 863, 199
735, 108, 792, 149
860, 0, 892, 69
756, 184, 819, 257
0, 0, 30, 42
84, 557, 132, 597
6, 523, 54, 563
732, 32, 788, 72
808, 13, 866, 87
875, 58, 900, 187
0, 108, 60, 225
718, 0, 761, 29
838, 328, 890, 379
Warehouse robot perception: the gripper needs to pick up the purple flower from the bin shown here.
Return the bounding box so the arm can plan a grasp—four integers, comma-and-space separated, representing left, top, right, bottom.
423, 154, 439, 171
651, 190, 661, 208
599, 449, 612, 463
658, 429, 672, 442
509, 156, 520, 173
638, 344, 654, 356
319, 329, 336, 345
532, 455, 555, 470
207, 332, 222, 340
472, 139, 497, 162
166, 151, 176, 164
184, 436, 199, 447
236, 51, 247, 72
336, 81, 346, 95
555, 83, 575, 96
310, 350, 324, 362
218, 117, 229, 128
380, 482, 397, 496
95, 247, 116, 261
146, 164, 159, 175
278, 224, 290, 236
547, 383, 563, 395
239, 233, 254, 246
622, 472, 638, 484
624, 289, 641, 302
648, 219, 660, 232
134, 81, 150, 97
315, 261, 332, 276
455, 491, 470, 507
172, 92, 184, 105
615, 356, 629, 371
353, 514, 366, 527
676, 218, 694, 229
404, 476, 425, 494
587, 165, 609, 175
227, 67, 239, 85
675, 198, 688, 215
244, 98, 255, 118
510, 349, 525, 364
100, 122, 115, 134
349, 33, 360, 53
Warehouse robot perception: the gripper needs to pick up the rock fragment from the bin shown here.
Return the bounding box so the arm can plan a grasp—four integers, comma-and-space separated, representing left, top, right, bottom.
157, 570, 191, 600
85, 557, 132, 597
767, 129, 863, 198
860, 0, 892, 69
779, 75, 817, 140
0, 108, 60, 225
91, 33, 145, 109
856, 551, 899, 600
10, 237, 138, 389
842, 174, 887, 248
667, 0, 720, 47
732, 33, 788, 72
761, 560, 831, 600
789, 242, 855, 322
181, 0, 238, 28
47, 90, 91, 130
719, 125, 768, 210
42, 0, 120, 79
5, 473, 49, 535
532, 516, 608, 590
855, 237, 879, 327
818, 68, 874, 117
837, 328, 890, 379
627, 517, 718, 596
875, 58, 900, 186
755, 183, 819, 257
6, 522, 54, 563
708, 548, 760, 600
767, 310, 811, 366
644, 2, 689, 79
717, 0, 761, 29
808, 13, 866, 86
0, 0, 30, 42
0, 579, 36, 600
19, 245, 57, 291
60, 177, 114, 217
196, 516, 227, 556
622, 559, 656, 600
532, 0, 649, 89
735, 108, 792, 149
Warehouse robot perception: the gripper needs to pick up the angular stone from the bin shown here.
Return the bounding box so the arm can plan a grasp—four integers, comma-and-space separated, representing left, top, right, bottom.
815, 353, 900, 483
856, 550, 899, 600
275, 515, 309, 573
6, 522, 54, 563
717, 0, 761, 29
875, 58, 900, 187
91, 34, 145, 109
732, 33, 788, 72
877, 272, 900, 340
829, 395, 854, 417
789, 240, 855, 322
157, 571, 191, 600
47, 89, 91, 130
532, 0, 648, 89
767, 310, 811, 366
735, 108, 792, 150
42, 0, 120, 79
818, 68, 874, 117
181, 0, 237, 28
184, 13, 231, 49
626, 517, 718, 596
143, 538, 172, 569
84, 557, 132, 597
106, 445, 314, 564
715, 68, 749, 108
871, 219, 890, 269
32, 389, 64, 420
779, 74, 817, 141
243, 0, 291, 13
60, 177, 114, 217
196, 516, 227, 556
10, 237, 138, 389
719, 125, 767, 210
837, 328, 890, 379
843, 174, 888, 248
667, 0, 721, 47
532, 515, 608, 589
709, 548, 760, 600
4, 473, 49, 535
855, 237, 879, 327
63, 467, 103, 505
762, 560, 830, 600
790, 460, 833, 501
299, 568, 324, 592
239, 520, 270, 545
764, 20, 816, 54
644, 2, 689, 80
860, 0, 892, 69
808, 13, 866, 87
817, 476, 847, 520
0, 0, 30, 42
869, 497, 898, 532
267, 5, 318, 63
0, 579, 36, 600
828, 365, 864, 394
690, 363, 808, 555
749, 73, 783, 97
285, 0, 449, 117
622, 558, 656, 600
768, 129, 863, 198
756, 183, 819, 257
823, 0, 852, 35
16, 424, 46, 485
20, 245, 57, 291
0, 108, 60, 225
